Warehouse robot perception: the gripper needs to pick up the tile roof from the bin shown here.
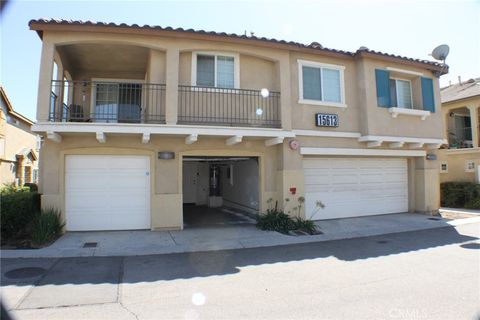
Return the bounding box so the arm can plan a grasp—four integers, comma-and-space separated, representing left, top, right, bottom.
29, 19, 446, 70
441, 77, 480, 104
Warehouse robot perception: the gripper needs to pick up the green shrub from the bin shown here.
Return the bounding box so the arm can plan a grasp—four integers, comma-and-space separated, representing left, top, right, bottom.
257, 210, 297, 234
1, 183, 29, 194
465, 198, 480, 210
1, 192, 41, 240
441, 182, 480, 208
31, 208, 64, 245
23, 183, 38, 193
293, 217, 318, 235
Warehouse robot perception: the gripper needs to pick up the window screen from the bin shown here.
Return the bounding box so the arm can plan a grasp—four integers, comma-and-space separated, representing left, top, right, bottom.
196, 55, 215, 87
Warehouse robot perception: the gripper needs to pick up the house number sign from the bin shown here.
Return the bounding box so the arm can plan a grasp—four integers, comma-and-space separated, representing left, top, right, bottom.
315, 113, 339, 127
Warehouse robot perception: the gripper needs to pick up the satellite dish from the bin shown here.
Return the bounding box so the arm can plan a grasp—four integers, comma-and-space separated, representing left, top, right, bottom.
431, 44, 450, 61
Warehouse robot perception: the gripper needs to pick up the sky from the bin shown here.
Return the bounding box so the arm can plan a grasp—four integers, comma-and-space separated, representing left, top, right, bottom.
1, 0, 479, 120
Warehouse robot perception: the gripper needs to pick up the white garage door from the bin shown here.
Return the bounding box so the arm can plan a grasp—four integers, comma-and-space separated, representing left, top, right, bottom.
65, 155, 150, 231
304, 158, 408, 220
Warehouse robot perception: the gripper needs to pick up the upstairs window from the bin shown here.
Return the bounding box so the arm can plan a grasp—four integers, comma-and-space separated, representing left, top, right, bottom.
390, 78, 413, 108
194, 53, 238, 88
298, 60, 346, 107
375, 68, 435, 113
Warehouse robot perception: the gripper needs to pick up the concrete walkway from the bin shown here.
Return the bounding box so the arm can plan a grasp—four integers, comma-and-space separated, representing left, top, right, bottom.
440, 207, 480, 215
2, 213, 480, 258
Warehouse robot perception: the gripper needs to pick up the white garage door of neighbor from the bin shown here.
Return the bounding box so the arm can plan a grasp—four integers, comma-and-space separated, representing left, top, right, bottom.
65, 155, 151, 231
304, 158, 408, 220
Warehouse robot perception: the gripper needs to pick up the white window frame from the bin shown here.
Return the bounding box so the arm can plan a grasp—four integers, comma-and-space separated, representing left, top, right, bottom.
440, 161, 448, 173
297, 59, 346, 108
390, 77, 414, 109
191, 52, 240, 89
90, 78, 145, 117
465, 160, 475, 173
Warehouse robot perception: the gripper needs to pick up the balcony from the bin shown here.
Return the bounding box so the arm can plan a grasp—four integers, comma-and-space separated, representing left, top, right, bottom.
49, 81, 281, 128
448, 127, 474, 148
49, 80, 166, 124
178, 85, 281, 128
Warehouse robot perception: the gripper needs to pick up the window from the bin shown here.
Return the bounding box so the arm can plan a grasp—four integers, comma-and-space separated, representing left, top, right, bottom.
24, 166, 32, 184
33, 169, 39, 183
390, 79, 413, 108
440, 161, 448, 173
193, 53, 238, 88
298, 60, 345, 107
466, 160, 475, 173
93, 81, 142, 123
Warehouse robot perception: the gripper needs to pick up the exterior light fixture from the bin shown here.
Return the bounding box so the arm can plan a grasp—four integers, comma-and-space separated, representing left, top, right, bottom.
158, 151, 175, 160
256, 108, 263, 116
260, 88, 269, 98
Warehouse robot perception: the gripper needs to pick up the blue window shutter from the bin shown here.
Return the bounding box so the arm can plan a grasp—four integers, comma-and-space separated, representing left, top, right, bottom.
421, 77, 435, 112
375, 69, 391, 108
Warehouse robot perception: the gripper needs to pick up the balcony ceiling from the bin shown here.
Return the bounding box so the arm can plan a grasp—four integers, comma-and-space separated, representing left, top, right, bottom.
57, 44, 149, 77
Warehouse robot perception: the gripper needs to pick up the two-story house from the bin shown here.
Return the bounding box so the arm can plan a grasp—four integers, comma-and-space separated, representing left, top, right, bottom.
30, 19, 447, 232
438, 77, 479, 183
0, 86, 39, 186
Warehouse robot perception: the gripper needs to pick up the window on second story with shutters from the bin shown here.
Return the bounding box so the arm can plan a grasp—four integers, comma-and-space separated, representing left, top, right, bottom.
375, 68, 435, 117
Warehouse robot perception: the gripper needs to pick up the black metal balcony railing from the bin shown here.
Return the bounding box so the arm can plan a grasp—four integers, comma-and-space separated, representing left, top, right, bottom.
178, 85, 281, 128
49, 80, 166, 123
49, 81, 281, 128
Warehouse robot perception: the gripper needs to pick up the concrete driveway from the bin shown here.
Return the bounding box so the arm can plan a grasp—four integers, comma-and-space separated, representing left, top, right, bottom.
1, 223, 479, 320
2, 213, 480, 259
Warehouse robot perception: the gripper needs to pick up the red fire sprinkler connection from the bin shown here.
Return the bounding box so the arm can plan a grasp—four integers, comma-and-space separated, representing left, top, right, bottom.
289, 187, 297, 195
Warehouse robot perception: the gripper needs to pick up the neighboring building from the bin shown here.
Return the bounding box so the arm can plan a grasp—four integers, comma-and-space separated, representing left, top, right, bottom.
0, 86, 39, 187
438, 77, 480, 183
30, 19, 447, 232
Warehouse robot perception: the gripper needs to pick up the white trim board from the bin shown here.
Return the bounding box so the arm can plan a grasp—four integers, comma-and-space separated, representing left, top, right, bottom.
300, 147, 426, 157
388, 107, 431, 120
33, 122, 295, 138
386, 67, 424, 77
293, 130, 361, 138
358, 135, 446, 144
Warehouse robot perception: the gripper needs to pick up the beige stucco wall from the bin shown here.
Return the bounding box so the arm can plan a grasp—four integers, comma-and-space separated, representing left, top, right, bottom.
0, 107, 38, 185
33, 28, 446, 230
289, 52, 361, 132
438, 149, 480, 183
40, 135, 282, 230
356, 57, 443, 138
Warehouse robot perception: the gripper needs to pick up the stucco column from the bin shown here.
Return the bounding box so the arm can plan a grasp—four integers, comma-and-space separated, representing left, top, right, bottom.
36, 39, 55, 122
467, 105, 479, 148
147, 49, 165, 122
278, 55, 292, 131
413, 154, 440, 214
165, 48, 179, 125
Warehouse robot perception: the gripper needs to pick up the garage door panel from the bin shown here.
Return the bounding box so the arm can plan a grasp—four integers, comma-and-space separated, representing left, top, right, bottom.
67, 214, 149, 231
304, 157, 408, 220
65, 155, 150, 231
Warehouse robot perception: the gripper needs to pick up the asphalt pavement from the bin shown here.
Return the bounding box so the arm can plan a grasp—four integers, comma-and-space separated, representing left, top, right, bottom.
1, 223, 479, 320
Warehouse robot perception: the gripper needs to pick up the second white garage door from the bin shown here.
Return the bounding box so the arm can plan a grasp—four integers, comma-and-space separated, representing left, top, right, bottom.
304, 158, 408, 220
65, 155, 151, 231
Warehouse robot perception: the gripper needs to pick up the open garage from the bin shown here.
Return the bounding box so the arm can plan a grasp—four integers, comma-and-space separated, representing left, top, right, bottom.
182, 156, 259, 228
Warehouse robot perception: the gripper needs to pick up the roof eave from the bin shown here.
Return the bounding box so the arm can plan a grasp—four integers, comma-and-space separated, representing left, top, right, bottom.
355, 51, 447, 75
